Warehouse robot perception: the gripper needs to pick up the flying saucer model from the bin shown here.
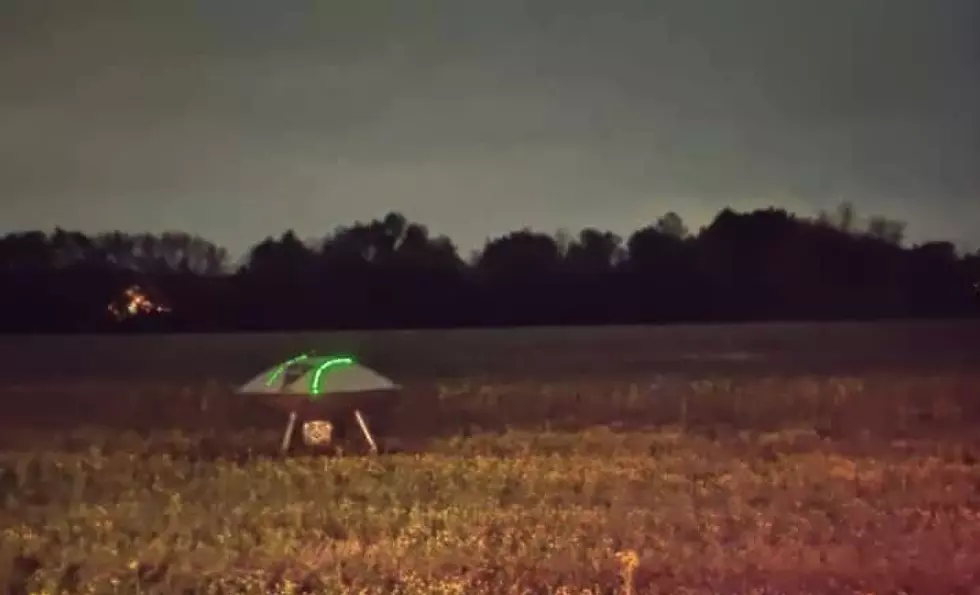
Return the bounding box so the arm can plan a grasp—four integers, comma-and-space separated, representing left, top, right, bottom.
237, 353, 400, 454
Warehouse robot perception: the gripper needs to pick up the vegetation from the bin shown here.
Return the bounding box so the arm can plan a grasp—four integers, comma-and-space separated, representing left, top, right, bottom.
3, 321, 976, 394
4, 371, 979, 440
4, 199, 979, 592
2, 202, 978, 333
2, 372, 980, 593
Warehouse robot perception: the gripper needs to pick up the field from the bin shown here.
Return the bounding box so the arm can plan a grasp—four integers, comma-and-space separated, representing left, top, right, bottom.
2, 321, 980, 593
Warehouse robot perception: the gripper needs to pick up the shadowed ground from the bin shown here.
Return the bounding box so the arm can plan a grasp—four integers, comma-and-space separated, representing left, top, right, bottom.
1, 320, 979, 383
1, 320, 978, 456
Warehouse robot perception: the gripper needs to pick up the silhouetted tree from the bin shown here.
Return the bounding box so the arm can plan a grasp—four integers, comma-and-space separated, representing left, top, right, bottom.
1, 205, 976, 333
653, 211, 689, 240
623, 215, 698, 321
865, 216, 906, 246
475, 229, 565, 324
565, 228, 622, 274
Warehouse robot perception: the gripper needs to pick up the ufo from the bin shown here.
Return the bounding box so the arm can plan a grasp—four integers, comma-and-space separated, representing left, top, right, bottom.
237, 353, 400, 454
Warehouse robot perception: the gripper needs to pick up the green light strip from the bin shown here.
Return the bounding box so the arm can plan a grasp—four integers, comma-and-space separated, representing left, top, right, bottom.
309, 356, 355, 398
266, 353, 309, 386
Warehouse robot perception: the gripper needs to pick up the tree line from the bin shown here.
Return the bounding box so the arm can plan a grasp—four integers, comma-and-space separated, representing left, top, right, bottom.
2, 203, 978, 333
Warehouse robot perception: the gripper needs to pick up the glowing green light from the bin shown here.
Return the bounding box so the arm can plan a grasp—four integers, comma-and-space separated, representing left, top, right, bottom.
309, 356, 355, 398
266, 353, 309, 386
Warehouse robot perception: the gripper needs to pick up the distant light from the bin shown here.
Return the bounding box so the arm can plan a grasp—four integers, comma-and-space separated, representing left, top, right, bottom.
108, 285, 170, 321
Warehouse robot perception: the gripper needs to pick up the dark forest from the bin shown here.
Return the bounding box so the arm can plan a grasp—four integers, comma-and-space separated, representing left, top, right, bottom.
3, 203, 978, 333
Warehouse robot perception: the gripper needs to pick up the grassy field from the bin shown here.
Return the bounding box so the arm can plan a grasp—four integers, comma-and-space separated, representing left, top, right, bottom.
4, 428, 980, 594
2, 322, 980, 593
2, 320, 980, 383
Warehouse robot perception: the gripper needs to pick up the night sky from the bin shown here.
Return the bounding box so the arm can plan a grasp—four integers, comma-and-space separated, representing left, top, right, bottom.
2, 0, 978, 256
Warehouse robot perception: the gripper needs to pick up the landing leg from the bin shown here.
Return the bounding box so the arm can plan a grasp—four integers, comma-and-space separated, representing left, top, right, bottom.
353, 409, 378, 454
281, 410, 298, 454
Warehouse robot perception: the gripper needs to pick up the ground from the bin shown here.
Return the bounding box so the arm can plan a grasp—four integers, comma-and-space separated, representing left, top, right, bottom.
1, 321, 979, 593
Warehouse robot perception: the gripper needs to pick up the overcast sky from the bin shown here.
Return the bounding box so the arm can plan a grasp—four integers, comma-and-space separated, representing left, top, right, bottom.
2, 0, 978, 255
